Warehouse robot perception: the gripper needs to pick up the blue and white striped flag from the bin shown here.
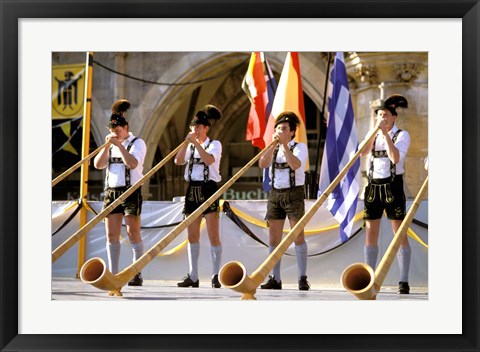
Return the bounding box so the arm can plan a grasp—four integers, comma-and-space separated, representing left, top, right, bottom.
318, 52, 360, 242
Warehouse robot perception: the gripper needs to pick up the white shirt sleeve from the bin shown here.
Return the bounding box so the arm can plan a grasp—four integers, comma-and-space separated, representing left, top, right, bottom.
293, 142, 308, 170
129, 138, 147, 169
207, 140, 222, 163
395, 130, 411, 165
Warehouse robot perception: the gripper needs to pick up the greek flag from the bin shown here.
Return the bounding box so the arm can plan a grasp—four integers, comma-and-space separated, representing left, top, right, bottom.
318, 52, 360, 242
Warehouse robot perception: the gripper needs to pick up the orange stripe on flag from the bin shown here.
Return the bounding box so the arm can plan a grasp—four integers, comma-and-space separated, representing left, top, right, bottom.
264, 52, 309, 169
243, 52, 270, 149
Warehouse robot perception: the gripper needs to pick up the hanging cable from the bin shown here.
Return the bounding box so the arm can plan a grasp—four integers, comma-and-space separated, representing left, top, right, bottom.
92, 57, 249, 86
222, 201, 364, 257
85, 202, 182, 229
412, 218, 428, 229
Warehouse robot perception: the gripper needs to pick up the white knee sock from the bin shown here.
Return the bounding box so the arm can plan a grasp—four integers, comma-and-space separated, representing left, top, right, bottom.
364, 245, 379, 270
130, 241, 144, 263
106, 241, 120, 275
188, 242, 200, 282
295, 242, 308, 279
210, 245, 222, 276
397, 246, 411, 282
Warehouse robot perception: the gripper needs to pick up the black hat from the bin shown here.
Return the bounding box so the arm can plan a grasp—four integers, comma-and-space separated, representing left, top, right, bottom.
108, 99, 130, 128
189, 104, 222, 126
274, 111, 301, 130
375, 94, 408, 116
108, 115, 128, 128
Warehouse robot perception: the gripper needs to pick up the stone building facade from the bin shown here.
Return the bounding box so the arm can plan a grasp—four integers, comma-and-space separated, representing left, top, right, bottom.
52, 51, 428, 201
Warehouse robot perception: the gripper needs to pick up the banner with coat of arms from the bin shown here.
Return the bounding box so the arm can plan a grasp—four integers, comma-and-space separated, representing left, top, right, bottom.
52, 64, 85, 119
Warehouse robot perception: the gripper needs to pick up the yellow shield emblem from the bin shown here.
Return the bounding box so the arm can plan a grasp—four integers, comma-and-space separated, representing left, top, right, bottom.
52, 64, 86, 119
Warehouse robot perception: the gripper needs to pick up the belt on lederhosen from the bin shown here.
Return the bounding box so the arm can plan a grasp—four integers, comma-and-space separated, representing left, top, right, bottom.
366, 175, 403, 204
105, 186, 134, 199
187, 180, 217, 203
271, 185, 304, 192
188, 180, 217, 186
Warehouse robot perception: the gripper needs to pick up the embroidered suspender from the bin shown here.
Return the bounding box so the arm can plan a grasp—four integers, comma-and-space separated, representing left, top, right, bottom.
272, 142, 297, 188
107, 137, 138, 188
368, 129, 402, 182
187, 140, 212, 182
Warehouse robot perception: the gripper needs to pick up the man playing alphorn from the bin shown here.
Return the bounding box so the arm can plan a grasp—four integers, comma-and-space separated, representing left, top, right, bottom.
258, 111, 310, 291
93, 99, 147, 287
174, 105, 223, 289
360, 94, 412, 294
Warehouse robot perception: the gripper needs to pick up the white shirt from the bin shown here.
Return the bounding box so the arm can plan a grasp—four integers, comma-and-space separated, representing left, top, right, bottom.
269, 140, 308, 189
369, 125, 410, 179
181, 138, 222, 182
106, 132, 147, 188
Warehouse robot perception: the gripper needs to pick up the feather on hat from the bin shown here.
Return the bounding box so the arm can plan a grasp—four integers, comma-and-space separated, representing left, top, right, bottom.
108, 99, 131, 128
190, 104, 222, 126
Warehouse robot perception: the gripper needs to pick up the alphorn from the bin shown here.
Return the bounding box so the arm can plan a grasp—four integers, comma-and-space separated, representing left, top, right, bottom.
219, 126, 380, 300
52, 142, 109, 187
52, 140, 188, 263
341, 175, 428, 300
79, 139, 279, 296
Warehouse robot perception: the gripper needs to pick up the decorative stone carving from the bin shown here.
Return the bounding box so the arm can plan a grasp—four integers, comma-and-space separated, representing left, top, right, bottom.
354, 64, 378, 85
347, 75, 358, 89
394, 63, 423, 83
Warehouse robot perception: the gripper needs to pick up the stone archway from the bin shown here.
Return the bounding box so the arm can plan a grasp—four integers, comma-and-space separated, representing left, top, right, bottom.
134, 52, 331, 200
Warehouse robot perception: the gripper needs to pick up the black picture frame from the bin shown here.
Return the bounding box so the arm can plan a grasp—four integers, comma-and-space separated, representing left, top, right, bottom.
1, 1, 479, 351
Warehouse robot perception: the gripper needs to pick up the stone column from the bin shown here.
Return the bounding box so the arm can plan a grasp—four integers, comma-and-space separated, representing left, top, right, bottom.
114, 52, 127, 101
345, 52, 428, 198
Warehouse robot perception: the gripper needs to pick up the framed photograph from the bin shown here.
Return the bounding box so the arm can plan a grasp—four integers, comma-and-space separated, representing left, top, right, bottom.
2, 1, 479, 351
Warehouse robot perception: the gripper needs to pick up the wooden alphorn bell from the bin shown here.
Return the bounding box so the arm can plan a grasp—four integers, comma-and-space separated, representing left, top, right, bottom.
51, 140, 188, 263
341, 175, 428, 300
219, 127, 380, 300
79, 139, 279, 296
52, 142, 110, 187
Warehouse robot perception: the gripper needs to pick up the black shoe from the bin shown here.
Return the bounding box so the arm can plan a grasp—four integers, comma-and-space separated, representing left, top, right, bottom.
398, 281, 410, 294
298, 275, 310, 291
177, 274, 199, 288
260, 275, 282, 290
128, 273, 143, 286
211, 274, 221, 288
